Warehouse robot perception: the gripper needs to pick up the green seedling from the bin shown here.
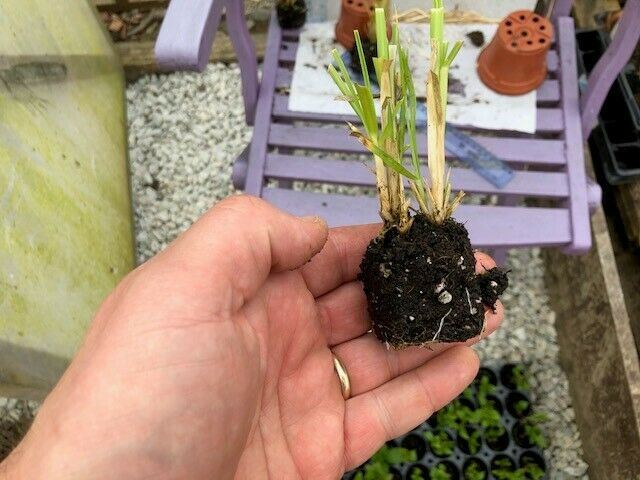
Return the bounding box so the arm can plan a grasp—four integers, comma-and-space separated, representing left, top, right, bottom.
513, 399, 530, 417
410, 467, 425, 480
430, 463, 452, 480
354, 445, 417, 480
511, 365, 529, 390
464, 461, 487, 480
458, 426, 482, 454
435, 401, 460, 430
462, 387, 475, 402
521, 413, 549, 449
492, 463, 545, 480
424, 430, 455, 457
476, 375, 495, 407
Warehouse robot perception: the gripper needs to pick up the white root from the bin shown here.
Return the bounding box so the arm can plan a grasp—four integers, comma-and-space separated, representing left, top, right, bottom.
465, 288, 478, 315
431, 308, 452, 342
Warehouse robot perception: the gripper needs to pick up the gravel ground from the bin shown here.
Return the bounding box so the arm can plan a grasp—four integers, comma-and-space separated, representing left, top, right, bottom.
0, 63, 589, 478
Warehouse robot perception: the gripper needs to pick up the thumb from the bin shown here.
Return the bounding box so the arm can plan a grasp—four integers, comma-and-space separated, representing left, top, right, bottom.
150, 195, 329, 307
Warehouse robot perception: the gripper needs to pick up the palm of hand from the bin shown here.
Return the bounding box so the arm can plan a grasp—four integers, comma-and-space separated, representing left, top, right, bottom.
11, 197, 501, 480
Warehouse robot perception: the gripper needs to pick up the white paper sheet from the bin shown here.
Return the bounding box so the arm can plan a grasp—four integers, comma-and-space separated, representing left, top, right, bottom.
288, 18, 539, 133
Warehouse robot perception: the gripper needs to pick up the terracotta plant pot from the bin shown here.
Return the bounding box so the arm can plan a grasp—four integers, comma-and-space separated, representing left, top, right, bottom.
477, 10, 554, 95
335, 0, 374, 50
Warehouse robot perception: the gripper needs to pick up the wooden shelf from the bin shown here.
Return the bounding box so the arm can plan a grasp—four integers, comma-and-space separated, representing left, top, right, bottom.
115, 29, 267, 81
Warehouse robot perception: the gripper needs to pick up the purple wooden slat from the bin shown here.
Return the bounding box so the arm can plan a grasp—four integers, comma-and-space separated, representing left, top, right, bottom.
225, 0, 259, 124
262, 188, 572, 248
279, 41, 298, 63
550, 0, 573, 23
580, 0, 640, 138
282, 28, 302, 40
265, 154, 570, 197
268, 124, 567, 165
155, 0, 224, 71
272, 95, 564, 132
280, 41, 560, 73
547, 50, 559, 72
557, 18, 591, 254
244, 15, 282, 195
276, 66, 560, 103
537, 79, 560, 103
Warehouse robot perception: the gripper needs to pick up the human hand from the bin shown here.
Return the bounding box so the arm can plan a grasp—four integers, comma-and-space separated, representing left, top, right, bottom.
1, 196, 502, 480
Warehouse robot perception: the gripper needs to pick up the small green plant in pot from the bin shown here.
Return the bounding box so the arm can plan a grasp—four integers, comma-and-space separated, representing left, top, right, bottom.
354, 445, 416, 480
513, 412, 549, 449
276, 0, 307, 29
424, 429, 455, 457
328, 1, 507, 349
430, 462, 455, 480
463, 459, 487, 480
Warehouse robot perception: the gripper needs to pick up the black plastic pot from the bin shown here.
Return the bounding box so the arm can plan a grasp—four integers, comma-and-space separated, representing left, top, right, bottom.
490, 454, 517, 477
276, 0, 307, 29
343, 363, 548, 480
485, 425, 510, 452
512, 421, 534, 449
457, 426, 482, 455
506, 391, 532, 419
462, 457, 488, 480
435, 461, 460, 480
474, 367, 498, 387
576, 29, 640, 184
406, 463, 431, 480
402, 433, 427, 460
426, 430, 456, 458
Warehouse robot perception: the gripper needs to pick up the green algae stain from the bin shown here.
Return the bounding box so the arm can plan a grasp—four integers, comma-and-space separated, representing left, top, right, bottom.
1, 0, 135, 394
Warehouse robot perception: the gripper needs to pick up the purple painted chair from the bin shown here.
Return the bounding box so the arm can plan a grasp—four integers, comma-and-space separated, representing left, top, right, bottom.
155, 0, 640, 261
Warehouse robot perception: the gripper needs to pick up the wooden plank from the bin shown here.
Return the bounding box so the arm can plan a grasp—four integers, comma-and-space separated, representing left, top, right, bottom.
116, 30, 268, 80
279, 40, 560, 73
93, 0, 169, 12
616, 182, 640, 246
0, 0, 135, 399
543, 205, 640, 480
244, 15, 281, 195
275, 66, 561, 103
557, 17, 591, 252
268, 123, 567, 166
265, 154, 570, 197
271, 94, 565, 133
262, 188, 572, 247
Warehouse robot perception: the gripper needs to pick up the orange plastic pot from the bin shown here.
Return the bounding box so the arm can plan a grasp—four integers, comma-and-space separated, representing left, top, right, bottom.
477, 10, 554, 95
335, 0, 374, 50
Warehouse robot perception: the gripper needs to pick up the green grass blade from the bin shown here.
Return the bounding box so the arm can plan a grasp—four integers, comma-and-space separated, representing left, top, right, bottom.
354, 31, 371, 91
445, 41, 463, 66
375, 8, 388, 59
349, 125, 418, 180
354, 83, 378, 137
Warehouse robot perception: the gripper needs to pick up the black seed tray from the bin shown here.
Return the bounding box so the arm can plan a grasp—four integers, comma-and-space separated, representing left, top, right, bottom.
343, 363, 547, 480
576, 29, 640, 184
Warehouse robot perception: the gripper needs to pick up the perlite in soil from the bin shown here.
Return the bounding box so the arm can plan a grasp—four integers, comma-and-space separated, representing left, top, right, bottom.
328, 1, 508, 349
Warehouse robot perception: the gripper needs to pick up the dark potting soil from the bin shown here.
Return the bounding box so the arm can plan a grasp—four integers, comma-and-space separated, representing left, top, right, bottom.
276, 0, 307, 29
478, 266, 509, 311
359, 214, 508, 348
466, 30, 485, 47
349, 38, 377, 79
